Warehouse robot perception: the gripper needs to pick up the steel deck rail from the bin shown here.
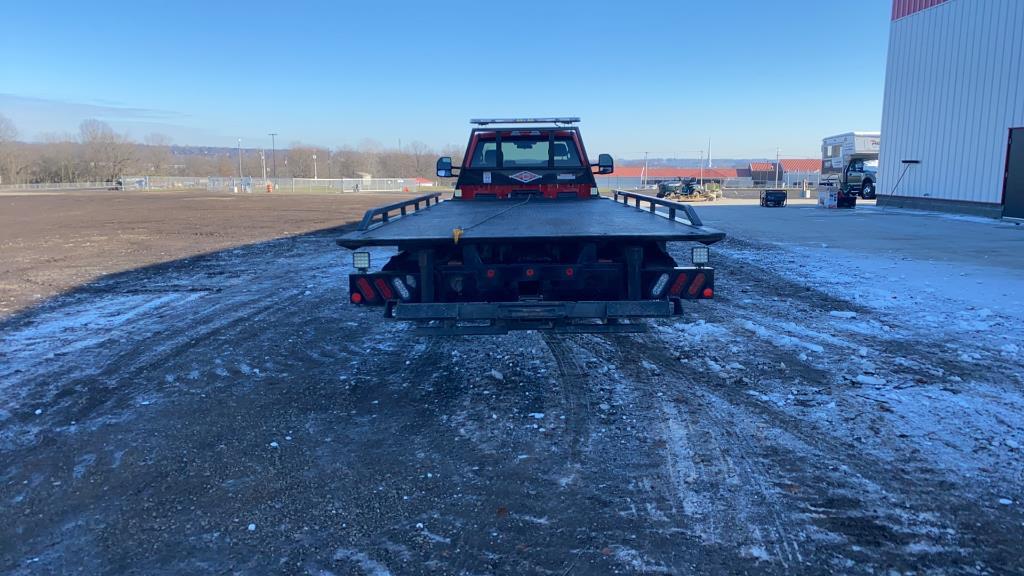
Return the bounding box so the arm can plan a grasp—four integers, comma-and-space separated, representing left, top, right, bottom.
356, 192, 442, 231
612, 189, 705, 227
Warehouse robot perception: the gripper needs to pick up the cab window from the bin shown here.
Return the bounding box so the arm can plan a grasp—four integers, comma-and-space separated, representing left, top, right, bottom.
501, 138, 549, 167
471, 141, 498, 167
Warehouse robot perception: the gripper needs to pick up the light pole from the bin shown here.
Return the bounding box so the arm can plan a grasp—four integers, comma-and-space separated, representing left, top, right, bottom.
268, 133, 278, 178
313, 153, 318, 179
774, 147, 781, 188
699, 150, 704, 189
237, 138, 243, 180
260, 149, 267, 180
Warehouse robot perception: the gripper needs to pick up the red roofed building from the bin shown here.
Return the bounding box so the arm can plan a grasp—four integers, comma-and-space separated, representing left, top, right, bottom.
610, 166, 745, 180
778, 159, 822, 187
749, 162, 777, 186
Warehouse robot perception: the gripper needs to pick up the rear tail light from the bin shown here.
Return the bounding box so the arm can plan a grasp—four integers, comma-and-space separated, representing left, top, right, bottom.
374, 278, 394, 300
669, 272, 689, 296
355, 277, 377, 302
650, 273, 670, 297
688, 273, 706, 297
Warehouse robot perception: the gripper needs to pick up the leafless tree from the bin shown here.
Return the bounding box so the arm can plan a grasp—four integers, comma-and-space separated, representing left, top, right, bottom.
79, 119, 134, 181
143, 133, 173, 175
0, 113, 21, 185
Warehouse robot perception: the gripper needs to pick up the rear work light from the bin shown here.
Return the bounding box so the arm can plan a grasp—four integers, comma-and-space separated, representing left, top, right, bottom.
353, 251, 371, 271
651, 273, 670, 297
691, 246, 709, 267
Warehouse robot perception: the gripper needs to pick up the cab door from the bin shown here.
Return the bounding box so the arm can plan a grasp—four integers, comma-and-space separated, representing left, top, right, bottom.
845, 158, 864, 191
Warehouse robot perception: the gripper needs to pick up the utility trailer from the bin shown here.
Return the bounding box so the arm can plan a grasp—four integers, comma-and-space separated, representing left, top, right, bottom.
337, 118, 725, 335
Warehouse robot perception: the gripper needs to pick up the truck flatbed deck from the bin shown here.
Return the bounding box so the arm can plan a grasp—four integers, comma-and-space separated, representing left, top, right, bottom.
337, 193, 725, 249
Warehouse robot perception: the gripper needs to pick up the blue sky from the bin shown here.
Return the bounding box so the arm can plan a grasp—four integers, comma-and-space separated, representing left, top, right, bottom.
1, 0, 892, 159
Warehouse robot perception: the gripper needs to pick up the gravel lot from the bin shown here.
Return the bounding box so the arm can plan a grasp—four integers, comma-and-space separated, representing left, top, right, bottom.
1, 193, 1022, 574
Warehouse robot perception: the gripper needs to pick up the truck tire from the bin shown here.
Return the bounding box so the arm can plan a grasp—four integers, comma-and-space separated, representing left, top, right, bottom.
861, 180, 876, 199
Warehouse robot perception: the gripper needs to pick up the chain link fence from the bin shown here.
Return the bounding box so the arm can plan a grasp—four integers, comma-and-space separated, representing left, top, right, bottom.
1, 176, 422, 194
206, 177, 420, 194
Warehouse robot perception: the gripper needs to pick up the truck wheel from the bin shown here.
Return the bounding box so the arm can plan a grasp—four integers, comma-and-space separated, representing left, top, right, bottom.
861, 181, 876, 199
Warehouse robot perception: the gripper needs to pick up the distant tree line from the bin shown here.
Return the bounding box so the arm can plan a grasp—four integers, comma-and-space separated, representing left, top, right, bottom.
0, 113, 463, 185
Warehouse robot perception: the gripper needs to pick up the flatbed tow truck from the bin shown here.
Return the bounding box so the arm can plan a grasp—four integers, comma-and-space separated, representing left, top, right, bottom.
337, 118, 725, 335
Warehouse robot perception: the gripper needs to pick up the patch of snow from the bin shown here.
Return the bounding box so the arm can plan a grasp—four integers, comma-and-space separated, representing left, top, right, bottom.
742, 321, 825, 353
333, 549, 392, 576
855, 374, 886, 386
830, 311, 858, 319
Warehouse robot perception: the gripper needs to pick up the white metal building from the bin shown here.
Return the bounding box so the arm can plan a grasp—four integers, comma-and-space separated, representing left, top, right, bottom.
879, 0, 1024, 218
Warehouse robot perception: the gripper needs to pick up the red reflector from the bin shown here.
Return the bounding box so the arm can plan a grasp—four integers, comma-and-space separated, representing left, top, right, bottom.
351, 292, 363, 303
374, 278, 394, 300
565, 267, 574, 277
355, 277, 376, 302
525, 268, 535, 277
702, 288, 714, 298
688, 273, 706, 296
486, 269, 496, 279
669, 273, 688, 296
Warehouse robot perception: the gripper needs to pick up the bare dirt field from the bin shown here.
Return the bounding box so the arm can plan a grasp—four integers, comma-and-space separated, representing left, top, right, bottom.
0, 189, 418, 316
1, 192, 1022, 574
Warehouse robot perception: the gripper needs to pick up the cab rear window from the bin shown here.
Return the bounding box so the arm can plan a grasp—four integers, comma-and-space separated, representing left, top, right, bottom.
470, 134, 581, 168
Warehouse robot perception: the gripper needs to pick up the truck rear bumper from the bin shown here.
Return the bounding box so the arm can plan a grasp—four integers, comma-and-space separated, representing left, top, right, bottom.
392, 300, 673, 321
391, 300, 675, 335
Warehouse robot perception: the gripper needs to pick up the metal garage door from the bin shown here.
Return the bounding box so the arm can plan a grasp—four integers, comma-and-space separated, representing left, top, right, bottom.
1005, 128, 1024, 219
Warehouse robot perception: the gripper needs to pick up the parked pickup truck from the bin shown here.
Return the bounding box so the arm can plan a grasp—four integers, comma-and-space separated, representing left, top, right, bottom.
337, 117, 725, 335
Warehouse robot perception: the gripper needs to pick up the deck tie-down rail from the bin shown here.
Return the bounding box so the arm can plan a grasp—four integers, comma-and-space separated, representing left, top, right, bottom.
612, 190, 704, 227
357, 192, 442, 231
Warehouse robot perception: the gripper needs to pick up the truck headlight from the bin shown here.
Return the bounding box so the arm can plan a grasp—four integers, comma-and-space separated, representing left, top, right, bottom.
353, 251, 370, 271
691, 246, 709, 266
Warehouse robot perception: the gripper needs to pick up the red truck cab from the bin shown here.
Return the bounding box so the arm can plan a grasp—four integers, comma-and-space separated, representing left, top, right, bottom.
437, 117, 612, 200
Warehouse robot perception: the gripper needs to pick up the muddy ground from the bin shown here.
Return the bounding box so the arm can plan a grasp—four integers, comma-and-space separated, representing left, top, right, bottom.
0, 189, 417, 316
1, 192, 1023, 575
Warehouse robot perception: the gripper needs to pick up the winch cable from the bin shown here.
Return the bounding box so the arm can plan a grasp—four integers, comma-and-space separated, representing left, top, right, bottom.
452, 194, 532, 244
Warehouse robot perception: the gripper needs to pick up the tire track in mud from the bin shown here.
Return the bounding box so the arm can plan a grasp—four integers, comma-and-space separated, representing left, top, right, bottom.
1, 237, 346, 437
626, 305, 1022, 572
595, 332, 810, 570
540, 333, 593, 465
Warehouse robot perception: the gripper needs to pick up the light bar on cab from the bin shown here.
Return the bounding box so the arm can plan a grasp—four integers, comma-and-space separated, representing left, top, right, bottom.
470, 117, 580, 126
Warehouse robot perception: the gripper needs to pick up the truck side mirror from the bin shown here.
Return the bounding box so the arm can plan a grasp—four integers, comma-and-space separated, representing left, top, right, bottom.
596, 153, 613, 175
436, 157, 453, 178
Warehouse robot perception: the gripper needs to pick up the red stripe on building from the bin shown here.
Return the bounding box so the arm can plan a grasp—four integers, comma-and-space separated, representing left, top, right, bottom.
892, 0, 948, 21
